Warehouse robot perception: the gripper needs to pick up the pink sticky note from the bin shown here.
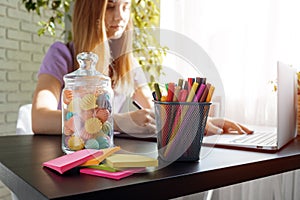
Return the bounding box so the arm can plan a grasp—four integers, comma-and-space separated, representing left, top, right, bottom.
43, 149, 103, 174
80, 168, 145, 180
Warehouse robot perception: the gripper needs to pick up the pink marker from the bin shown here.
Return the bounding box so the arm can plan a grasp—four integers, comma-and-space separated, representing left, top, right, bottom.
193, 84, 206, 102
178, 89, 188, 102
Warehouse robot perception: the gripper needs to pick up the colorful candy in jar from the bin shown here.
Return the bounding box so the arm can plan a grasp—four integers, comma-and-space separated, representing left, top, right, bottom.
96, 93, 112, 113
62, 52, 113, 153
68, 135, 85, 151
80, 93, 98, 110
63, 89, 73, 105
85, 117, 102, 134
79, 128, 95, 141
95, 108, 109, 123
102, 121, 113, 135
85, 138, 100, 149
63, 91, 113, 150
96, 135, 110, 149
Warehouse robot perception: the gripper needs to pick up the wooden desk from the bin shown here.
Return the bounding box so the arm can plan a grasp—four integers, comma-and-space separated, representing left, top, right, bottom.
0, 135, 300, 200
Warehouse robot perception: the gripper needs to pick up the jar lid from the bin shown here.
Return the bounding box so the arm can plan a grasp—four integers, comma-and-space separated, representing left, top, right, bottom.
63, 52, 111, 87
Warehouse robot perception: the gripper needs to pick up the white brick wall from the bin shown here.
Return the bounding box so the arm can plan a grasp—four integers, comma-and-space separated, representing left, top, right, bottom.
0, 0, 64, 136
0, 0, 65, 198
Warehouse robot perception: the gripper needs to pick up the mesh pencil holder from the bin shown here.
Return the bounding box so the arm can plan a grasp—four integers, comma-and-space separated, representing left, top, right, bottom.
154, 101, 211, 162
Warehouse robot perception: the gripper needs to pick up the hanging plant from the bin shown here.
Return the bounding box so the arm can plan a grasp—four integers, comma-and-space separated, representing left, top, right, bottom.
22, 0, 72, 40
131, 0, 168, 89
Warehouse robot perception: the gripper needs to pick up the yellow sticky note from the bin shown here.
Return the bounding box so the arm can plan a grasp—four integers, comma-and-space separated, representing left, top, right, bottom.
105, 154, 158, 168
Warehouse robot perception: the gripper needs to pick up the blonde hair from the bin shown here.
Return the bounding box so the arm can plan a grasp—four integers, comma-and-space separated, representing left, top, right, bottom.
72, 0, 134, 92
110, 18, 134, 93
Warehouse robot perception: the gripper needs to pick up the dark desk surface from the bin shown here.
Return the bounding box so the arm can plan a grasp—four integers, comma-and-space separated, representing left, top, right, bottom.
0, 135, 300, 200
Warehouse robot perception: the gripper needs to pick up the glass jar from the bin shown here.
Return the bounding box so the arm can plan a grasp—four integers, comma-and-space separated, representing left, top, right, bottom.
62, 52, 114, 154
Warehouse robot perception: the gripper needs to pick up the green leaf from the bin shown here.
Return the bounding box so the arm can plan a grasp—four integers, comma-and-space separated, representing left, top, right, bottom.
24, 1, 37, 12
37, 27, 46, 36
150, 75, 155, 83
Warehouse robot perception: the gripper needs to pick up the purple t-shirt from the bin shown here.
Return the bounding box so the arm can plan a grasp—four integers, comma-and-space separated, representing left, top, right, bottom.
38, 41, 147, 112
38, 42, 74, 110
39, 42, 74, 86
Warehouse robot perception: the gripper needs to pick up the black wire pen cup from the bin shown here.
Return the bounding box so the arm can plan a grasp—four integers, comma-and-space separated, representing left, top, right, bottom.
154, 101, 211, 162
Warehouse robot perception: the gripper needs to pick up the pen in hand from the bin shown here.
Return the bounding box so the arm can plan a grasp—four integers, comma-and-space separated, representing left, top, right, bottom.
132, 100, 143, 110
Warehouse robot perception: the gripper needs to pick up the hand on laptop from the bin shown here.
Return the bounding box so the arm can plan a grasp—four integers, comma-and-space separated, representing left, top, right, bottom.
205, 117, 253, 135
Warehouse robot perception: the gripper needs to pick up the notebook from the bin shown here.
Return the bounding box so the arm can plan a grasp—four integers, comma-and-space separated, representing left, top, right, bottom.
202, 61, 298, 151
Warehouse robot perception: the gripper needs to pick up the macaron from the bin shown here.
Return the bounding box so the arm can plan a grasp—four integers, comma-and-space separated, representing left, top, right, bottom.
96, 136, 110, 149
95, 108, 110, 123
85, 117, 102, 134
101, 121, 113, 135
64, 115, 83, 133
96, 93, 112, 112
85, 138, 100, 149
63, 89, 73, 105
80, 93, 98, 110
80, 128, 95, 141
65, 112, 73, 121
68, 135, 85, 151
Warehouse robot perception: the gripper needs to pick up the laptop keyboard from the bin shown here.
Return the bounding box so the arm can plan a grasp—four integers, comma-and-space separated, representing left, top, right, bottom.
232, 131, 277, 146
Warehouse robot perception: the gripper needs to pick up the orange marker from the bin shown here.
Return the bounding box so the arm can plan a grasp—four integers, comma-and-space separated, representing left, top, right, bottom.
161, 96, 167, 102
206, 85, 215, 102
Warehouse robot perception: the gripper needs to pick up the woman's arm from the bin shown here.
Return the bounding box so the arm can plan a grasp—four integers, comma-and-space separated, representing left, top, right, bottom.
132, 85, 153, 109
31, 74, 62, 134
205, 117, 253, 135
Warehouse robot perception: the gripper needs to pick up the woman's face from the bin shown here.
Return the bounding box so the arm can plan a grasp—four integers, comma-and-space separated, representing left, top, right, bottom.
105, 0, 131, 39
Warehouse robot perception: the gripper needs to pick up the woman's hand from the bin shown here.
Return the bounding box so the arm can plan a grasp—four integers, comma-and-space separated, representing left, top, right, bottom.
205, 117, 253, 135
129, 109, 156, 127
113, 108, 156, 136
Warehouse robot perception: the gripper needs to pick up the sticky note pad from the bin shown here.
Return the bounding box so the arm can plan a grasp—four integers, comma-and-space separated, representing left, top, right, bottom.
42, 149, 103, 174
80, 168, 145, 180
105, 154, 158, 168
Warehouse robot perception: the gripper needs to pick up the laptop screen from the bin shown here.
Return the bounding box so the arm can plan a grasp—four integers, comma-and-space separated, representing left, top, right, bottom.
277, 61, 297, 148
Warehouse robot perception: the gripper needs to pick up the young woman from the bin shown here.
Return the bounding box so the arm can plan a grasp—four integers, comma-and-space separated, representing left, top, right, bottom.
31, 0, 252, 135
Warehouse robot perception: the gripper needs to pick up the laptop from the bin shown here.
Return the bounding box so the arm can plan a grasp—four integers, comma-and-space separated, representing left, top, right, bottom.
202, 61, 298, 152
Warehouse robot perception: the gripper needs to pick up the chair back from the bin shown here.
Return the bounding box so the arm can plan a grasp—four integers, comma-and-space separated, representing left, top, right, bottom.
16, 104, 33, 135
